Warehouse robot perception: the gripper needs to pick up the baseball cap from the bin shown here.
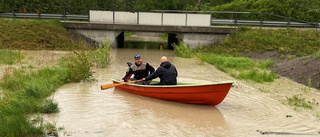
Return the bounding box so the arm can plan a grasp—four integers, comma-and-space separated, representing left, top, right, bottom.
134, 54, 141, 59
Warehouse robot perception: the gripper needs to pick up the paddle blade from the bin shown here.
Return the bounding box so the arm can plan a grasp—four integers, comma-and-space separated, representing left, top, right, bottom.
100, 79, 144, 90
101, 84, 121, 90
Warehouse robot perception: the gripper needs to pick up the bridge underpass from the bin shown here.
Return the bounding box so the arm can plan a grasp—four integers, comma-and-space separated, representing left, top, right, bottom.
62, 21, 236, 49
61, 10, 237, 49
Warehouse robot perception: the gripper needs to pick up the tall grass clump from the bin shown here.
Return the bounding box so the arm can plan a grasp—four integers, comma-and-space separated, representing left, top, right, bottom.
285, 94, 313, 109
173, 42, 194, 58
0, 50, 26, 64
41, 99, 59, 113
89, 40, 112, 68
205, 53, 279, 82
59, 51, 95, 82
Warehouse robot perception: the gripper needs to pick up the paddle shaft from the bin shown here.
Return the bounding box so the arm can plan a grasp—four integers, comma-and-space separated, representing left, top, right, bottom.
101, 80, 144, 90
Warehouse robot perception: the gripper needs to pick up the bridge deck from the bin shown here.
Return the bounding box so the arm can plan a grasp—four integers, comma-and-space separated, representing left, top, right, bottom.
61, 21, 236, 34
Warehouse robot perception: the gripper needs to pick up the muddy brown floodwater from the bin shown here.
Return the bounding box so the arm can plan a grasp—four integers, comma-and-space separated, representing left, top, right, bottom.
32, 49, 319, 137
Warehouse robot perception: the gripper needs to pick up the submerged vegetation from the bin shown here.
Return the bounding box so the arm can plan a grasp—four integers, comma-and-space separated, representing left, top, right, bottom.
0, 19, 112, 136
0, 45, 111, 136
285, 94, 313, 109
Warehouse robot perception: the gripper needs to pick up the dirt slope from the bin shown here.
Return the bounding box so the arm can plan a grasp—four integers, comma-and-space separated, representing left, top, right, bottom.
243, 51, 320, 90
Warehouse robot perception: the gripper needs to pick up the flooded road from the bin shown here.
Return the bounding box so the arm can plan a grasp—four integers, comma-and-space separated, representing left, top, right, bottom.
44, 49, 320, 137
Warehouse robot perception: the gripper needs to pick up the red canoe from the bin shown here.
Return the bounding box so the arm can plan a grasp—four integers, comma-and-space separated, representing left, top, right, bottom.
112, 79, 234, 106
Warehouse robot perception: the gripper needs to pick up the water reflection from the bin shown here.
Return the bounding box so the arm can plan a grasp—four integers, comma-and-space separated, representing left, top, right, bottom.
125, 41, 167, 50
41, 48, 320, 137
113, 89, 227, 128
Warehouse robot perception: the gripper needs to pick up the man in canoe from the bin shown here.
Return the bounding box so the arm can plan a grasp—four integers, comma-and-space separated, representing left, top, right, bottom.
120, 54, 155, 85
143, 56, 178, 85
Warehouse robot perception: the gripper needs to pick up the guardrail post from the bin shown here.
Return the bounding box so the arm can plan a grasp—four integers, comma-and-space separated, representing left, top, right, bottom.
63, 7, 66, 20
137, 12, 139, 25
235, 13, 238, 28
23, 8, 26, 19
12, 9, 16, 19
260, 12, 263, 29
36, 9, 40, 19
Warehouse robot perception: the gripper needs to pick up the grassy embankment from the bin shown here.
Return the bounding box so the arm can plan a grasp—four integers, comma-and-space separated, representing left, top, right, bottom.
175, 28, 320, 83
0, 19, 111, 136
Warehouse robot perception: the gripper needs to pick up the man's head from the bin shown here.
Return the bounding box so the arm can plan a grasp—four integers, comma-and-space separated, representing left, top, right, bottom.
134, 54, 142, 65
160, 56, 168, 63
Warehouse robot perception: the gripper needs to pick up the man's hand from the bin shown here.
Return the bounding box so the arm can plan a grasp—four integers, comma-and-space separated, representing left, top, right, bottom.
120, 80, 124, 83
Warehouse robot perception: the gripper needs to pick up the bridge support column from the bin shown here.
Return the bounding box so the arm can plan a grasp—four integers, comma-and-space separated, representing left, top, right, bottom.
68, 29, 123, 48
177, 33, 226, 48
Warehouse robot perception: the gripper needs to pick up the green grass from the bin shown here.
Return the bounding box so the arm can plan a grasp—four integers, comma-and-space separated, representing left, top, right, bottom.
174, 28, 319, 83
124, 32, 136, 38
0, 67, 69, 136
204, 53, 279, 82
0, 18, 112, 136
0, 19, 89, 50
211, 28, 320, 57
41, 99, 59, 113
0, 47, 111, 136
173, 42, 194, 58
88, 39, 112, 68
285, 94, 313, 109
0, 50, 26, 64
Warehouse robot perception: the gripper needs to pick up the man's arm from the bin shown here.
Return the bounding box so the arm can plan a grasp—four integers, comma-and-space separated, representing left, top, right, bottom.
146, 63, 155, 74
122, 68, 133, 82
145, 67, 164, 81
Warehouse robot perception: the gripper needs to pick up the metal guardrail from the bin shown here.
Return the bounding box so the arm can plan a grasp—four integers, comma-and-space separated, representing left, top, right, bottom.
0, 7, 319, 28
0, 12, 89, 20
152, 10, 319, 28
211, 19, 320, 27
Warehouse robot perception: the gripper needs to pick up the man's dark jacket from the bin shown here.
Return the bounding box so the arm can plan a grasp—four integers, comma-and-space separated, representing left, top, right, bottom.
122, 62, 155, 81
145, 61, 178, 85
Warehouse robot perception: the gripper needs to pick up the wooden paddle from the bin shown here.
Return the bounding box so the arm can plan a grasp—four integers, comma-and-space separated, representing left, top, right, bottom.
101, 79, 144, 90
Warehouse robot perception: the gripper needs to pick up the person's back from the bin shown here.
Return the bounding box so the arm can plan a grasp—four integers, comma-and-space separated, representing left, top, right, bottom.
144, 56, 178, 85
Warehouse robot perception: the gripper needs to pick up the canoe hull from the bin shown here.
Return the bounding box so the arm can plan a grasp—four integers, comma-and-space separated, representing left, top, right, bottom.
112, 80, 233, 106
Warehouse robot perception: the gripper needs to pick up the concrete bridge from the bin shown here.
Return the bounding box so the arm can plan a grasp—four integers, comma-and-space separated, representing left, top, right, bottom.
61, 10, 237, 49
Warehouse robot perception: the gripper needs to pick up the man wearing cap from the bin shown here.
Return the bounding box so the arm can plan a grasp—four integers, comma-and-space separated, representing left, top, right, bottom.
120, 54, 155, 85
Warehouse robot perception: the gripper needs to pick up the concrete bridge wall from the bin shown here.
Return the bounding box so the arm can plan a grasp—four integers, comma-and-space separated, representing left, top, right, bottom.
62, 22, 236, 48
62, 10, 236, 48
89, 10, 211, 27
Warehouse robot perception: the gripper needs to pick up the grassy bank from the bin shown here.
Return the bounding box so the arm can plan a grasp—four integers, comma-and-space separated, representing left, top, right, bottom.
0, 46, 111, 136
0, 19, 89, 50
209, 28, 320, 57
0, 19, 112, 136
174, 28, 320, 83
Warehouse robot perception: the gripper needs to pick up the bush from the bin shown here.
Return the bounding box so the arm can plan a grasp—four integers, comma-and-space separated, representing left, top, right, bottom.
173, 42, 194, 58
